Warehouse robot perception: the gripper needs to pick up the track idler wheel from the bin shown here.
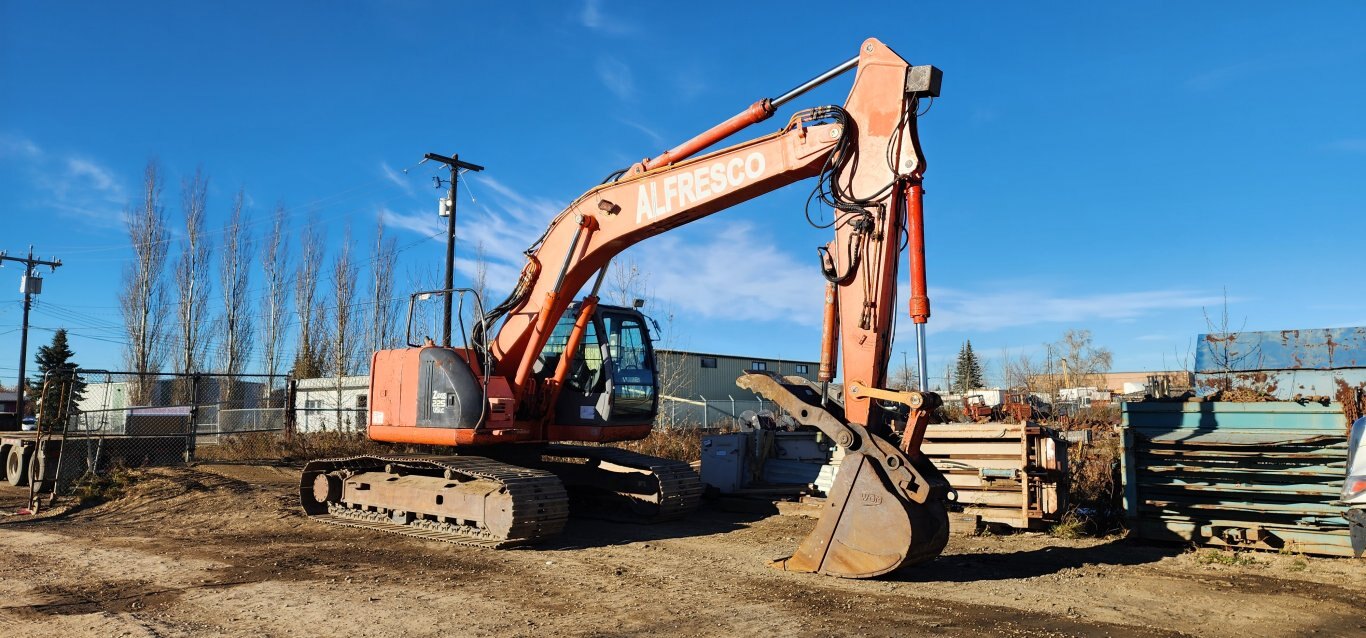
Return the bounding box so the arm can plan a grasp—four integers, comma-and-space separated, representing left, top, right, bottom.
773, 451, 949, 579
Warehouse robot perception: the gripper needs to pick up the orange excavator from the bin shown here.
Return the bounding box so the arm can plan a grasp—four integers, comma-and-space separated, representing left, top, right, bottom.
301, 37, 953, 579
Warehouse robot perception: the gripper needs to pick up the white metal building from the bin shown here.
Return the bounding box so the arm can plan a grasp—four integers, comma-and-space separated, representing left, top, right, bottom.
294, 375, 369, 433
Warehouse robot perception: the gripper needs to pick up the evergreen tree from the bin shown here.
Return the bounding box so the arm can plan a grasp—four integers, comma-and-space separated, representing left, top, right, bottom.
953, 340, 984, 393
27, 328, 84, 425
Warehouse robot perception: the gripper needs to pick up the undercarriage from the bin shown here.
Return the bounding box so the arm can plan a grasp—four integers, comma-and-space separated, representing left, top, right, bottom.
300, 446, 703, 547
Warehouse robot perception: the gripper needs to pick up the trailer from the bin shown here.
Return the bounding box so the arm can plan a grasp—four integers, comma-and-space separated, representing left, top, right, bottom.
1, 431, 61, 489
2, 427, 190, 492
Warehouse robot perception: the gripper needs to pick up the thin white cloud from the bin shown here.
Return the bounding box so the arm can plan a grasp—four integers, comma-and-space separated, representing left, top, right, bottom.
380, 162, 416, 196
579, 0, 636, 35
379, 207, 444, 238
0, 134, 41, 159
66, 157, 120, 193
1185, 60, 1259, 91
619, 118, 665, 146
380, 177, 567, 293
643, 222, 822, 326
596, 56, 635, 101
0, 135, 128, 226
674, 67, 707, 101
926, 288, 1224, 334
1326, 138, 1366, 153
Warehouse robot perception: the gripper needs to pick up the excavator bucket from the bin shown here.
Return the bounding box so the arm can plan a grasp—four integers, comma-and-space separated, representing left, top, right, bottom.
738, 373, 951, 579
776, 451, 948, 578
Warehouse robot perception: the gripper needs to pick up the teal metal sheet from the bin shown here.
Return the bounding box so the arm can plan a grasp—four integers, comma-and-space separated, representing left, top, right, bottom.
1121, 400, 1354, 557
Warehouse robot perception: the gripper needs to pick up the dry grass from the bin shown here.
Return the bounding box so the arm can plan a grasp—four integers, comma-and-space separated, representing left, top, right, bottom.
1211, 387, 1279, 402
194, 429, 713, 465
1036, 407, 1124, 536
1066, 433, 1121, 508
194, 432, 427, 463
611, 427, 708, 463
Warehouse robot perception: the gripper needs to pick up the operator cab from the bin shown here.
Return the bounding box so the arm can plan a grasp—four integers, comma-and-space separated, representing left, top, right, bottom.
535, 303, 658, 426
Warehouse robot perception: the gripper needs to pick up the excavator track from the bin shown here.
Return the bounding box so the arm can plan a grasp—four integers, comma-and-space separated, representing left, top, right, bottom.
537, 445, 704, 523
300, 455, 569, 548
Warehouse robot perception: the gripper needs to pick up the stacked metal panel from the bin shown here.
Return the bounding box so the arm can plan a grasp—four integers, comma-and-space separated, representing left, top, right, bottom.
1121, 401, 1353, 556
922, 423, 1069, 530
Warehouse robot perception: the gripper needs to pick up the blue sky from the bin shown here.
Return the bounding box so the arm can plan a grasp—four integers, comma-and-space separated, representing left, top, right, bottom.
2, 2, 1364, 389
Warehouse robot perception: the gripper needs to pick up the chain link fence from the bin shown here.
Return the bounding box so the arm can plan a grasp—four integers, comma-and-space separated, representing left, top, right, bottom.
23, 370, 289, 496
15, 371, 790, 502
657, 395, 789, 430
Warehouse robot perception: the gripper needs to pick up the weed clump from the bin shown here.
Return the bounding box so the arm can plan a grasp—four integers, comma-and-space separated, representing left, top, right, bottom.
1194, 549, 1258, 567
1049, 514, 1087, 539
71, 466, 138, 504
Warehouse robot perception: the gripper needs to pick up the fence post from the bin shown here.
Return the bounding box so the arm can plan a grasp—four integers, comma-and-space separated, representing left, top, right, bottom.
186, 373, 200, 463
701, 396, 708, 430
729, 395, 736, 419
285, 376, 297, 440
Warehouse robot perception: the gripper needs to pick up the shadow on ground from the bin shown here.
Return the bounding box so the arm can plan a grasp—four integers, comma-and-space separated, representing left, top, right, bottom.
896, 537, 1183, 583
541, 501, 780, 550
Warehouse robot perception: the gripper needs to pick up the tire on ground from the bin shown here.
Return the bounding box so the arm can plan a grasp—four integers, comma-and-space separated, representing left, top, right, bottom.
6, 445, 30, 488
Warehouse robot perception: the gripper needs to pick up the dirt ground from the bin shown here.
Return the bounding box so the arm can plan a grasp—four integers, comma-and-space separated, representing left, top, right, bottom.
1, 464, 1362, 638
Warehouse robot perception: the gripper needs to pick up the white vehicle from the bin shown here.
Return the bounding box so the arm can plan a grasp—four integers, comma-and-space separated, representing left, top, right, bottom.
1344, 416, 1366, 557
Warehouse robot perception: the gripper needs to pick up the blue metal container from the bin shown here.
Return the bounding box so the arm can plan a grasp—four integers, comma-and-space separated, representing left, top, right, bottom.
1121, 400, 1353, 556
1194, 327, 1366, 401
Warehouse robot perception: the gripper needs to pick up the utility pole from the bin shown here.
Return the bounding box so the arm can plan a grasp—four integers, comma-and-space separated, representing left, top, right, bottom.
0, 246, 62, 424
422, 152, 484, 347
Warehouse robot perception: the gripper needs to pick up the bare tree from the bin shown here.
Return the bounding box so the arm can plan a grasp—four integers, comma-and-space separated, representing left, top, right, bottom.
1001, 348, 1044, 394
1025, 329, 1114, 396
602, 258, 698, 426
1053, 329, 1113, 389
292, 216, 326, 378
330, 230, 361, 378
471, 239, 489, 309
120, 160, 172, 404
889, 361, 918, 391
367, 218, 398, 355
463, 239, 491, 341
260, 204, 291, 382
605, 257, 647, 307
1200, 288, 1260, 392
174, 167, 213, 388
405, 265, 440, 345
331, 231, 362, 430
216, 188, 254, 375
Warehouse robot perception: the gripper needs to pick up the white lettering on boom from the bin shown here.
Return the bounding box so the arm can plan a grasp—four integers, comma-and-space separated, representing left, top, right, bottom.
635, 151, 767, 224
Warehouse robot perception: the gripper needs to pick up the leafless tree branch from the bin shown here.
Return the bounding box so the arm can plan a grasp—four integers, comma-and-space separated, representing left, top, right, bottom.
174, 167, 213, 382
261, 204, 292, 380
216, 187, 254, 375
119, 159, 171, 404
